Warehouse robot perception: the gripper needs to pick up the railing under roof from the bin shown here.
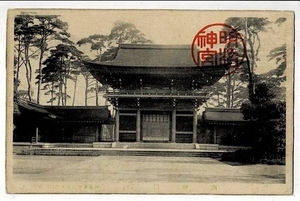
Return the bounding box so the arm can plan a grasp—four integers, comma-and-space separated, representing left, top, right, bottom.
105, 89, 209, 99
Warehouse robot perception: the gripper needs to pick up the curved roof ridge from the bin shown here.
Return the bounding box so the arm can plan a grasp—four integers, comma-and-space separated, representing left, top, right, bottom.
91, 43, 197, 67
119, 43, 191, 50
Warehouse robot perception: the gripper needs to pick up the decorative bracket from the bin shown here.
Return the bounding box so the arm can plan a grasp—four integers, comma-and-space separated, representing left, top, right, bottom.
194, 99, 198, 109
115, 98, 119, 110
173, 98, 176, 107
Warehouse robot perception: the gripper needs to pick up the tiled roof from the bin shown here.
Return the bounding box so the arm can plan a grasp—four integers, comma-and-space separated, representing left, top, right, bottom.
96, 44, 196, 67
203, 108, 246, 122
17, 101, 110, 122
45, 106, 110, 121
83, 44, 228, 89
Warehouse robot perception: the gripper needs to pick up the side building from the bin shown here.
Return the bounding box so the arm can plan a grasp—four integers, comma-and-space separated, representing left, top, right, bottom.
199, 108, 250, 146
14, 100, 113, 143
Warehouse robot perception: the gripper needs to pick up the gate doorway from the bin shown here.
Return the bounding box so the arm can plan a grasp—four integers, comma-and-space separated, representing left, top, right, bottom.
142, 114, 170, 142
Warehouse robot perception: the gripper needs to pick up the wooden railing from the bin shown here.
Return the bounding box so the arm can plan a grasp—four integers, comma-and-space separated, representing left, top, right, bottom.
106, 89, 208, 98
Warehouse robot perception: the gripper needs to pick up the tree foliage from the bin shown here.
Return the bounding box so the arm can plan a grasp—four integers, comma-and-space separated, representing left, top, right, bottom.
77, 34, 109, 105
41, 44, 83, 106
204, 64, 248, 109
14, 14, 72, 104
225, 17, 271, 97
33, 15, 71, 104
77, 20, 153, 106
109, 21, 153, 44
77, 34, 109, 62
14, 15, 38, 101
223, 17, 286, 163
205, 17, 272, 109
241, 81, 286, 162
261, 44, 286, 85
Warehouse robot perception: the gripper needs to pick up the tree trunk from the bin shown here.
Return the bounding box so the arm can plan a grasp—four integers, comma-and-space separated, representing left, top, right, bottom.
37, 37, 45, 104
16, 35, 22, 88
59, 57, 65, 106
72, 75, 77, 106
51, 81, 54, 106
58, 75, 63, 106
61, 83, 65, 106
245, 47, 254, 97
244, 19, 255, 98
226, 74, 232, 108
64, 77, 67, 106
85, 75, 88, 106
95, 50, 102, 106
246, 32, 256, 97
57, 83, 61, 106
24, 54, 30, 101
24, 43, 32, 101
231, 77, 236, 108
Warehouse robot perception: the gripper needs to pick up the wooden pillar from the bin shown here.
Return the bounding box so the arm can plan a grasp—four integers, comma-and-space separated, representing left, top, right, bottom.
171, 107, 176, 143
35, 127, 39, 143
213, 126, 217, 144
95, 126, 99, 142
115, 109, 119, 142
193, 108, 197, 143
136, 108, 141, 142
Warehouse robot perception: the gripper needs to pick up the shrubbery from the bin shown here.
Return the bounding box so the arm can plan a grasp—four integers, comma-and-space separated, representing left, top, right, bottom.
221, 149, 285, 165
221, 81, 286, 165
221, 149, 256, 164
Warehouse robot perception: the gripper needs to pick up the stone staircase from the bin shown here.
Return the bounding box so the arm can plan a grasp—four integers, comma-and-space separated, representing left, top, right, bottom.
14, 142, 250, 158
18, 147, 227, 158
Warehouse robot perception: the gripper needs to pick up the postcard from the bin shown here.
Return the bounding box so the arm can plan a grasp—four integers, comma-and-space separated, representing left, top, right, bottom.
6, 9, 294, 195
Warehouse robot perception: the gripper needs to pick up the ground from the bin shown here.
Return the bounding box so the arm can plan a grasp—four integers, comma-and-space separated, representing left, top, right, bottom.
10, 155, 286, 194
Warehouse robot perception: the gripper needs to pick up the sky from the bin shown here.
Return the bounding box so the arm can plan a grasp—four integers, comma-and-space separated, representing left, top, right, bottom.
14, 9, 293, 106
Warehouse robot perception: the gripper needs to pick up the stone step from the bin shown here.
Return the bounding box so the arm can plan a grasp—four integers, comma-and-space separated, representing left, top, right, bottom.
19, 148, 227, 158
109, 142, 196, 149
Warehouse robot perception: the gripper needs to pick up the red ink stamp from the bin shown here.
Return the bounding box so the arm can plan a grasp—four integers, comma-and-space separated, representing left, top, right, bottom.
191, 23, 246, 76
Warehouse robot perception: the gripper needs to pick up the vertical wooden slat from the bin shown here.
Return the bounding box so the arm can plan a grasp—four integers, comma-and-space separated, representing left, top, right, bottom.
214, 126, 217, 144
193, 108, 197, 143
95, 126, 99, 142
136, 108, 141, 142
35, 127, 39, 143
172, 108, 176, 143
115, 109, 119, 142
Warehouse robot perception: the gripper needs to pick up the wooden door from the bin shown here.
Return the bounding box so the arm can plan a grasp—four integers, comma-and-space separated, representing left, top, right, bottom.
142, 114, 170, 141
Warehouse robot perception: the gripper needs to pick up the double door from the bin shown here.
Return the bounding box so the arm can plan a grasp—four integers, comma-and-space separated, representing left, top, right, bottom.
142, 114, 170, 141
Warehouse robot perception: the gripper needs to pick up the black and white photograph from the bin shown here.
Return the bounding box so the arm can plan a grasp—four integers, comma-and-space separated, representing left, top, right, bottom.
6, 8, 294, 195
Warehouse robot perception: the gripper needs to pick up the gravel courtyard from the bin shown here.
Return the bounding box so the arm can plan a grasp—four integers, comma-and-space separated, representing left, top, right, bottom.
9, 155, 286, 194
12, 155, 285, 183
